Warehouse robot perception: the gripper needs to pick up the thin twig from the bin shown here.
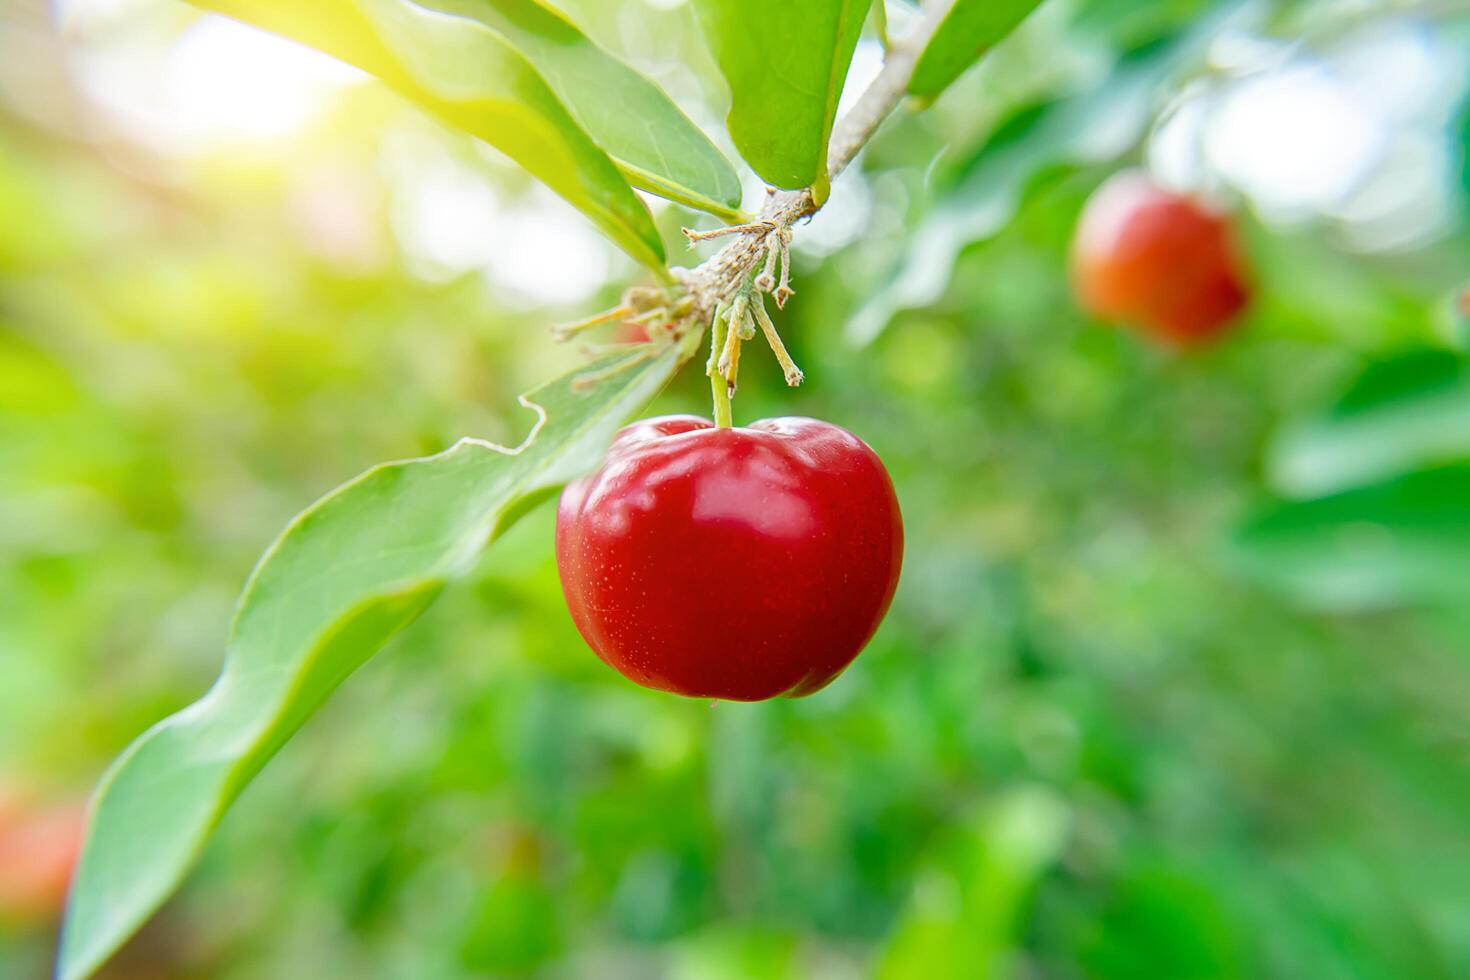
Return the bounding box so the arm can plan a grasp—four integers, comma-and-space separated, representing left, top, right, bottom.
751, 298, 803, 386
552, 304, 633, 342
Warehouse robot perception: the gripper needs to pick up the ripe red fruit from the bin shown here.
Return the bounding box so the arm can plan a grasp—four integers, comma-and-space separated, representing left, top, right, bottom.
556, 416, 903, 701
1071, 171, 1249, 346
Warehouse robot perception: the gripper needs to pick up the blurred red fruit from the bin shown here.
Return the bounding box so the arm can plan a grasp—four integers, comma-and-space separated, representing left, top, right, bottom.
0, 793, 87, 924
1071, 171, 1250, 346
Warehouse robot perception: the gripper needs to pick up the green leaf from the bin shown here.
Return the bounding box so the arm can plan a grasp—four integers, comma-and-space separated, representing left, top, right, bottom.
908, 0, 1045, 99
191, 0, 666, 270
691, 0, 873, 189
1269, 351, 1470, 498
1227, 466, 1470, 611
877, 787, 1069, 977
417, 0, 744, 219
57, 342, 692, 980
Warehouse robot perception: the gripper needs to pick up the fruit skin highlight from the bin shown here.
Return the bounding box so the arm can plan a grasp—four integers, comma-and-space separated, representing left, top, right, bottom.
556, 415, 904, 701
1071, 171, 1250, 346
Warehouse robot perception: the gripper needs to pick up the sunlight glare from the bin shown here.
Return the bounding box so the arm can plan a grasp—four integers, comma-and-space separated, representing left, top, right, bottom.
66, 9, 362, 154
1205, 63, 1384, 220
390, 155, 614, 305
166, 16, 363, 145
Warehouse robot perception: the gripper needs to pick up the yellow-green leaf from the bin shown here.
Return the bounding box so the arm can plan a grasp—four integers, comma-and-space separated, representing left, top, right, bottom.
57, 342, 690, 980
417, 0, 744, 219
192, 0, 666, 269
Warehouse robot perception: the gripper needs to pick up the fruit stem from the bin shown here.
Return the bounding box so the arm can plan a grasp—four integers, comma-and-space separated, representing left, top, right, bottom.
683, 219, 777, 244
551, 304, 633, 343
751, 297, 803, 386
754, 240, 779, 292
708, 310, 734, 428
773, 230, 794, 308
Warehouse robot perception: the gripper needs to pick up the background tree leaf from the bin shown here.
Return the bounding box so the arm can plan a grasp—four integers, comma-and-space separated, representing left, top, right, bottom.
1268, 351, 1470, 498
1227, 466, 1470, 611
877, 787, 1069, 978
56, 341, 691, 980
907, 0, 1046, 99
192, 0, 667, 270
417, 0, 744, 219
690, 0, 872, 190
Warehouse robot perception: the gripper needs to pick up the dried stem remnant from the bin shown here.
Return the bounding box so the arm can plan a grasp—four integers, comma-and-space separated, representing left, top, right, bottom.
554, 0, 959, 408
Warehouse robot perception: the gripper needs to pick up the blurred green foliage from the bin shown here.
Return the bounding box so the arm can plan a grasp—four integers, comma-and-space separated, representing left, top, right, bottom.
4, 0, 1470, 977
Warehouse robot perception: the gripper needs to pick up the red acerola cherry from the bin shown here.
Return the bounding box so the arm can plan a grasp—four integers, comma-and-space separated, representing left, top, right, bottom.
1071, 171, 1250, 346
556, 416, 903, 701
